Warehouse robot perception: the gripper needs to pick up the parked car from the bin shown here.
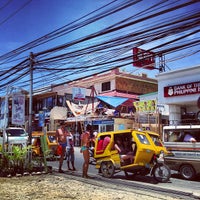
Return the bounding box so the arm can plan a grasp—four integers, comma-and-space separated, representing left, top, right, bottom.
163, 125, 200, 180
0, 127, 28, 152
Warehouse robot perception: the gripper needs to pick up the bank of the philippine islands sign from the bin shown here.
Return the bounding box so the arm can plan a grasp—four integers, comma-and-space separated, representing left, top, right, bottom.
164, 81, 200, 97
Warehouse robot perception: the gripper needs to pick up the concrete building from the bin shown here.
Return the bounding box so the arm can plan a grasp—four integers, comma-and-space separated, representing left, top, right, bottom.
51, 68, 157, 109
157, 65, 200, 125
31, 68, 158, 132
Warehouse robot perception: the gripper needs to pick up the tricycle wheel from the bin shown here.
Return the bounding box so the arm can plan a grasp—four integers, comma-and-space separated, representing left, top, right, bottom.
100, 161, 115, 178
153, 164, 171, 183
180, 164, 196, 180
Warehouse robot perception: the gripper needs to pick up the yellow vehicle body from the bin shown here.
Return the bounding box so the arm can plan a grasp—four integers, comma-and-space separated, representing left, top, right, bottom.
32, 131, 58, 157
144, 130, 168, 155
94, 129, 168, 179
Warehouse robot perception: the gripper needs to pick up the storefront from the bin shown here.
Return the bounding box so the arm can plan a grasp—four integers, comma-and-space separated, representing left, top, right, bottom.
157, 65, 200, 125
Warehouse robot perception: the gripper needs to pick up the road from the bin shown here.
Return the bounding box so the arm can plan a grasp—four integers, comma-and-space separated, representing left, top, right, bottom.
47, 147, 200, 199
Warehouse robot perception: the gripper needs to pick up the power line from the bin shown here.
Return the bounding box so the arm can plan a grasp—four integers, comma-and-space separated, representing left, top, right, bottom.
0, 0, 32, 26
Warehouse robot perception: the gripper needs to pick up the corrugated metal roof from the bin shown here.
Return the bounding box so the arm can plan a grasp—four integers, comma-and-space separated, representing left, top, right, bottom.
99, 91, 138, 99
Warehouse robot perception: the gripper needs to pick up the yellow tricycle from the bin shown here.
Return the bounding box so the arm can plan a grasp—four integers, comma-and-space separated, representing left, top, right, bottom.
94, 129, 171, 183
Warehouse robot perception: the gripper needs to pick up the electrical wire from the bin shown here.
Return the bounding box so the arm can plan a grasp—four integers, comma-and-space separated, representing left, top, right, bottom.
0, 0, 199, 96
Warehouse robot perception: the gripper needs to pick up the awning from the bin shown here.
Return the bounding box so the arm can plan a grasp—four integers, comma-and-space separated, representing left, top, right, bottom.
96, 96, 128, 108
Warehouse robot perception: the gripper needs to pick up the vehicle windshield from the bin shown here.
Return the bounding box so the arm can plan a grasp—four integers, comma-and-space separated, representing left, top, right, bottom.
136, 133, 150, 145
48, 135, 57, 143
149, 135, 163, 146
6, 129, 27, 137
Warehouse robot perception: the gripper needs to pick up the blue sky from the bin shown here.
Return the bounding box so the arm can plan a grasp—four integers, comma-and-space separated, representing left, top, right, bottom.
0, 0, 102, 51
0, 0, 199, 95
0, 0, 118, 53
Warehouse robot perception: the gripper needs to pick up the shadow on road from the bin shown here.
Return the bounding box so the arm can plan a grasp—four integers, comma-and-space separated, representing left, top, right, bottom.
107, 173, 164, 184
171, 173, 200, 182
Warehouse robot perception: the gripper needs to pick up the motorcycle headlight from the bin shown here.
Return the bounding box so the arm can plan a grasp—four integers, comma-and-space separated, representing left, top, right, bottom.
157, 151, 164, 163
159, 150, 164, 158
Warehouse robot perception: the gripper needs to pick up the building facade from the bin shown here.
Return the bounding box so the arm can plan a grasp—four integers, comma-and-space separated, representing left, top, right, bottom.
157, 65, 200, 125
51, 68, 157, 108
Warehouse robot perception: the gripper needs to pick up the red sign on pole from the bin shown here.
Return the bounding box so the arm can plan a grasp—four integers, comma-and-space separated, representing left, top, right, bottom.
133, 47, 155, 70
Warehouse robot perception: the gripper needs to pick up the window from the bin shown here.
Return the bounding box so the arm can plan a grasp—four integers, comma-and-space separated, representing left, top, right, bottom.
150, 135, 163, 146
102, 81, 111, 92
6, 128, 27, 137
46, 97, 53, 109
164, 128, 200, 142
137, 133, 150, 144
57, 95, 64, 106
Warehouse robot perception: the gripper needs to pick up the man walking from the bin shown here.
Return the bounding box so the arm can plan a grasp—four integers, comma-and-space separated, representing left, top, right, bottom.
80, 124, 91, 178
56, 121, 67, 173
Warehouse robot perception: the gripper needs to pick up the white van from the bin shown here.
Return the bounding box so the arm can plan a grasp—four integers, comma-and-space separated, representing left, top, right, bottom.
163, 125, 200, 180
0, 127, 28, 152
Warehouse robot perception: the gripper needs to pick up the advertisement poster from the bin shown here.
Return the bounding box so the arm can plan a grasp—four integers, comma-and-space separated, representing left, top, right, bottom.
134, 100, 156, 113
12, 94, 25, 126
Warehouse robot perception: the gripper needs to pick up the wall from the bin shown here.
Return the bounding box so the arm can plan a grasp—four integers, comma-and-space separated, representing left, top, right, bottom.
116, 77, 157, 94
157, 65, 200, 124
114, 118, 133, 130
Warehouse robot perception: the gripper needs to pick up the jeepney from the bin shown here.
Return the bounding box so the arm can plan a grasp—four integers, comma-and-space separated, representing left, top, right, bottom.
163, 125, 200, 180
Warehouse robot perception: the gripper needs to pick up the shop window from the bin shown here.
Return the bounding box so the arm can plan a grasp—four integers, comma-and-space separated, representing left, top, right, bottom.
102, 81, 111, 92
46, 97, 53, 109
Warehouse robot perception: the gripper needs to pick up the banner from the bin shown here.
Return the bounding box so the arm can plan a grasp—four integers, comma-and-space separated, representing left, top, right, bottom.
38, 111, 45, 127
72, 87, 86, 101
134, 100, 156, 112
12, 94, 25, 126
133, 47, 155, 70
0, 100, 6, 129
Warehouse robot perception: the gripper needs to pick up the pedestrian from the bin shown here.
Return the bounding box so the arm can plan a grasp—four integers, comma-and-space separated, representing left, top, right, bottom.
56, 121, 68, 173
66, 129, 76, 171
80, 124, 91, 178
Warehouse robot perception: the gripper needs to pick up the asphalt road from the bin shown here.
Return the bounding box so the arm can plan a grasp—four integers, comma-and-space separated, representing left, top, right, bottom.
47, 147, 200, 199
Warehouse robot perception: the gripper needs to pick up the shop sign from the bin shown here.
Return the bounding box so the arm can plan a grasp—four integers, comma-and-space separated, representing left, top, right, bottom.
92, 119, 114, 125
133, 47, 155, 70
164, 81, 200, 97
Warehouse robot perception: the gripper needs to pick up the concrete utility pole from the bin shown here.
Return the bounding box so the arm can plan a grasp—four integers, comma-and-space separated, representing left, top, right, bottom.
29, 52, 34, 147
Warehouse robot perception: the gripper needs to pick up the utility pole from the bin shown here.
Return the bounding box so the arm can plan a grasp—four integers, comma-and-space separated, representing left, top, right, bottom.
28, 52, 34, 157
2, 86, 10, 152
158, 54, 166, 73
